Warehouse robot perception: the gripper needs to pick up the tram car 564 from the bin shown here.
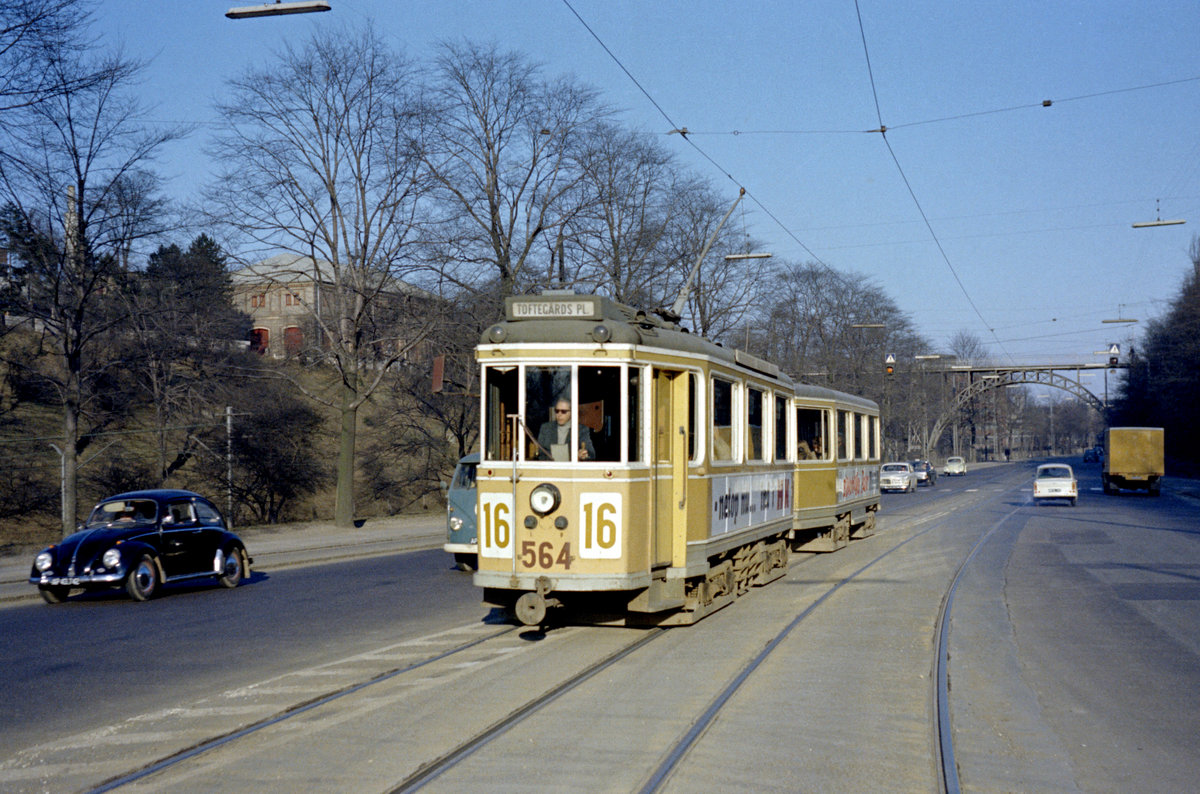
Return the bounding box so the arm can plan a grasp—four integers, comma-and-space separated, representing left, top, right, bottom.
474, 291, 881, 626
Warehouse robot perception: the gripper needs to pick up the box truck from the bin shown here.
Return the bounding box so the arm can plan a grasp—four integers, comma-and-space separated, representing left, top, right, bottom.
1102, 427, 1164, 495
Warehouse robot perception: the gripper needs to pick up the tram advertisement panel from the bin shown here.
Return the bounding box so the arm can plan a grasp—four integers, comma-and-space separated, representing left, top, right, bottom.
837, 464, 879, 504
710, 474, 793, 536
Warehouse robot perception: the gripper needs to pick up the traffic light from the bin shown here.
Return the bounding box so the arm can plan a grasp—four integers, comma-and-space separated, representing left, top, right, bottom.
885, 363, 894, 377
1108, 356, 1119, 367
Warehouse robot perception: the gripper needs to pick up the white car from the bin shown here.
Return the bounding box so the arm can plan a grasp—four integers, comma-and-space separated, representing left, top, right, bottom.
944, 456, 966, 476
880, 462, 917, 493
1033, 463, 1077, 506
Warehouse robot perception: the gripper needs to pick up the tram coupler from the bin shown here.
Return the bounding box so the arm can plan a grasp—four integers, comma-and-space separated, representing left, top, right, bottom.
514, 576, 560, 626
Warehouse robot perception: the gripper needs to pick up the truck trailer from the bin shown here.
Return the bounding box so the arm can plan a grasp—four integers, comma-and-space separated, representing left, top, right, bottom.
1102, 427, 1164, 495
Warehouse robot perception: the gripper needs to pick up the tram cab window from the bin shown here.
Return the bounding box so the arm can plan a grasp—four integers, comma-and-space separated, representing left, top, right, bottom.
484, 366, 519, 460
484, 364, 636, 464
868, 415, 879, 459
688, 374, 698, 461
746, 387, 765, 461
712, 377, 735, 462
837, 410, 850, 461
774, 394, 789, 461
795, 407, 826, 460
627, 367, 643, 462
578, 365, 625, 463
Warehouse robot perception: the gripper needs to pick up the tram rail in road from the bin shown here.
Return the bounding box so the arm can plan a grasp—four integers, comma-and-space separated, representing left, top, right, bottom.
4, 462, 1198, 792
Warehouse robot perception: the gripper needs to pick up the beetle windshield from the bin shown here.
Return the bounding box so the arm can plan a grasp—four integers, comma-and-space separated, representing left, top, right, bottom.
85, 499, 158, 528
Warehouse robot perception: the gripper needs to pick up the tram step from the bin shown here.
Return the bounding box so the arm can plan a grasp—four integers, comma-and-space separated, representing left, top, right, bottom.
626, 578, 685, 613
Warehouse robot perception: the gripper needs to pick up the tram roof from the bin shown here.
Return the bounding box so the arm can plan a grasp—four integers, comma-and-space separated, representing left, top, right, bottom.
484, 291, 877, 411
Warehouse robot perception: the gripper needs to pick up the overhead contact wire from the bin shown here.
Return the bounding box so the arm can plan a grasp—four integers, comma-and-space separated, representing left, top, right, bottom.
852, 0, 1012, 361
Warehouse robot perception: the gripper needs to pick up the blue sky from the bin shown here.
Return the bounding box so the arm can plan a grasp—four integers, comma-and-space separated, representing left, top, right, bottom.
93, 1, 1200, 366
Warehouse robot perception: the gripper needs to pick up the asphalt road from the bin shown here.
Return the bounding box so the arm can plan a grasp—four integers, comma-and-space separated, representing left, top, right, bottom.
2, 461, 1199, 792
0, 549, 480, 758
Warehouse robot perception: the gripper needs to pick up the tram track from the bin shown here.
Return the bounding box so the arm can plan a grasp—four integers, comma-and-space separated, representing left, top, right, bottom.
374, 469, 1028, 793
14, 467, 1027, 793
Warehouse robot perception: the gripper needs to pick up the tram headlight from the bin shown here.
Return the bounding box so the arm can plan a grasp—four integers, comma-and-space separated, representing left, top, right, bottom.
591, 324, 611, 343
449, 516, 463, 531
487, 325, 507, 343
529, 483, 561, 516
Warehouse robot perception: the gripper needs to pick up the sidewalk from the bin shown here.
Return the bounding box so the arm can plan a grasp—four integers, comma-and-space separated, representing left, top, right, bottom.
0, 511, 446, 605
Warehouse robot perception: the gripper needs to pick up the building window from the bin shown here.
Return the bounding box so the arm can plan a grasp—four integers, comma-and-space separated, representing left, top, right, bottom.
249, 328, 269, 354
250, 293, 267, 309
285, 292, 301, 306
284, 326, 303, 356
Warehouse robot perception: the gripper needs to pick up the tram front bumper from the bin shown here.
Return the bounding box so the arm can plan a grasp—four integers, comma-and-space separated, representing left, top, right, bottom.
473, 570, 651, 592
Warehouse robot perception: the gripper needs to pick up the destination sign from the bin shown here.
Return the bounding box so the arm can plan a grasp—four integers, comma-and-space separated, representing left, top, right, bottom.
510, 299, 597, 319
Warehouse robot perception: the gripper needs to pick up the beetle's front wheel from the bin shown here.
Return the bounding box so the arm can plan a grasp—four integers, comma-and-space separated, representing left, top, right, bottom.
40, 585, 70, 604
218, 548, 245, 589
126, 555, 159, 601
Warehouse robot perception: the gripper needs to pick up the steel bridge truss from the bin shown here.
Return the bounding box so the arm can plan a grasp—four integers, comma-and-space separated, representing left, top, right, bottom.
925, 364, 1115, 457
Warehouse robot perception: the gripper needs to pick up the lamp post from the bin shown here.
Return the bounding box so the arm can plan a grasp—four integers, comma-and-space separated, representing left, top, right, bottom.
915, 354, 942, 459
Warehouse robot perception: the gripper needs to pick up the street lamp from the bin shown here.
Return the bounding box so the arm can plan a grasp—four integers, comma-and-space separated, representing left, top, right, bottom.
725, 252, 773, 349
226, 1, 331, 19
1132, 199, 1185, 228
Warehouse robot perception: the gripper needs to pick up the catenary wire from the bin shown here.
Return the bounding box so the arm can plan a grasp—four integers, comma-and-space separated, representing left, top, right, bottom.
853, 0, 1012, 362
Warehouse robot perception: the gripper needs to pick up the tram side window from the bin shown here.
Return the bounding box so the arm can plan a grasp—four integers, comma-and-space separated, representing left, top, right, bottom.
869, 415, 879, 459
837, 410, 850, 461
747, 387, 765, 461
796, 407, 825, 460
579, 366, 623, 462
854, 413, 864, 459
484, 366, 518, 460
774, 395, 788, 461
712, 377, 734, 462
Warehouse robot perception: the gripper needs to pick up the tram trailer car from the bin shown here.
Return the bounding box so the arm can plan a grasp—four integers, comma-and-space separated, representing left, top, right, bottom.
474, 291, 881, 626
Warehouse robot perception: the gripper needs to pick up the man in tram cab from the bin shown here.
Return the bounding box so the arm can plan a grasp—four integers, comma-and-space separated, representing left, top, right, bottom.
536, 399, 595, 461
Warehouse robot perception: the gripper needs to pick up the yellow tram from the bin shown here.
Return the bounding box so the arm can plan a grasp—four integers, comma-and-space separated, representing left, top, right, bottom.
474, 291, 880, 625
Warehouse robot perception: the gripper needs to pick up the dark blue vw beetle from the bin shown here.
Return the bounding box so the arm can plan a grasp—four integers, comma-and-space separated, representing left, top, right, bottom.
29, 489, 252, 604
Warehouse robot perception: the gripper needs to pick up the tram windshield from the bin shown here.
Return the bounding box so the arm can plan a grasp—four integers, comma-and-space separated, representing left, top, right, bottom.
483, 363, 637, 463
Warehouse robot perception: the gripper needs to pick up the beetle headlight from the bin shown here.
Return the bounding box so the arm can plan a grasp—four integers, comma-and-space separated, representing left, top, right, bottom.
35, 551, 54, 572
529, 483, 561, 516
102, 548, 122, 569
449, 516, 463, 531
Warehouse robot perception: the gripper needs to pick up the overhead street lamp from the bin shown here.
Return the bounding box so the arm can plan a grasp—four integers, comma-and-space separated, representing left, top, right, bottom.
1132, 199, 1185, 228
226, 1, 331, 19
727, 251, 774, 350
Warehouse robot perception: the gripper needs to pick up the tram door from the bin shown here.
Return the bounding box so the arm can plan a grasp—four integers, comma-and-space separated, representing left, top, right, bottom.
652, 369, 689, 569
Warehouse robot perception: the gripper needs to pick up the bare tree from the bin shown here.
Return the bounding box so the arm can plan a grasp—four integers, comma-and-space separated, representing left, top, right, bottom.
421, 41, 610, 297
657, 180, 760, 339
209, 24, 430, 527
116, 235, 250, 486
0, 0, 98, 115
566, 123, 683, 304
948, 329, 988, 364
0, 48, 184, 535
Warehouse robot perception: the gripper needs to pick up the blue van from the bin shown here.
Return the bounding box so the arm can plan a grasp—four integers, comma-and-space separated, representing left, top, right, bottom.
444, 453, 478, 571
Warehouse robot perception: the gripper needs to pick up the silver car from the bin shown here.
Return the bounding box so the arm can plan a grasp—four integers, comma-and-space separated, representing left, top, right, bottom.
880, 462, 917, 493
1033, 463, 1077, 506
944, 456, 966, 476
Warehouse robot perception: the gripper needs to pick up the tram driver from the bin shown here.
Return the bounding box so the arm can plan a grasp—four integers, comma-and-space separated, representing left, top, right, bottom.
536, 399, 595, 461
